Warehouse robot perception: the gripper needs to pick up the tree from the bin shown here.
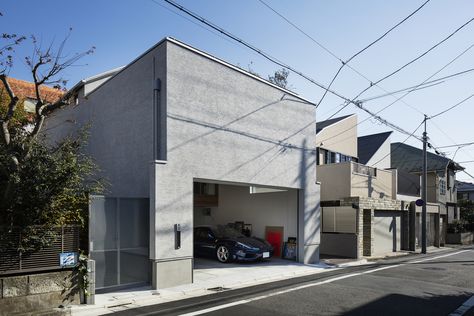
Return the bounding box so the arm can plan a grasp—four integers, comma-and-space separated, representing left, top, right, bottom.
268, 68, 290, 89
0, 26, 100, 252
459, 199, 474, 225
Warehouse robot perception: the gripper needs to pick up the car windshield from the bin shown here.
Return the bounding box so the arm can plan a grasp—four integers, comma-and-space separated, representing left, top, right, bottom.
213, 225, 245, 238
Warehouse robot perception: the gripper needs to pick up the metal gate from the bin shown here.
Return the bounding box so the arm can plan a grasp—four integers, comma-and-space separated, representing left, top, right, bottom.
89, 196, 150, 291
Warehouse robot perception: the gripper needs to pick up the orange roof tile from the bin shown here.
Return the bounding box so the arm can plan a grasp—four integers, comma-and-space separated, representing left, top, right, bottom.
5, 77, 65, 104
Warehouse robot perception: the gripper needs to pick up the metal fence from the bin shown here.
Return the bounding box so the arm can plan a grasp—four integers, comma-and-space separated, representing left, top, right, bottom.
0, 226, 80, 275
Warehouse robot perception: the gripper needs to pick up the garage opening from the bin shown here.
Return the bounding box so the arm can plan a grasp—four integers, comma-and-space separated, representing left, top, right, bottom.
192, 180, 299, 283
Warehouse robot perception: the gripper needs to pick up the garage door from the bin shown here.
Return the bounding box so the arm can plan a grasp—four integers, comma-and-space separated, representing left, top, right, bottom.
373, 211, 401, 256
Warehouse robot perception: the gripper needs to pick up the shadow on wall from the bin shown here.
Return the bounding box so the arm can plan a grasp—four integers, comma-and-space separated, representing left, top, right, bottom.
343, 292, 472, 316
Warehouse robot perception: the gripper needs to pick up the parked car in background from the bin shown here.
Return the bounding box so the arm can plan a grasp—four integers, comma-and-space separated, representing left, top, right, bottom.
194, 225, 274, 263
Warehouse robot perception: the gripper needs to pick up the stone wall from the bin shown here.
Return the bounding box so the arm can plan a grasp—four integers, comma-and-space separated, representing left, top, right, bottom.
0, 270, 79, 315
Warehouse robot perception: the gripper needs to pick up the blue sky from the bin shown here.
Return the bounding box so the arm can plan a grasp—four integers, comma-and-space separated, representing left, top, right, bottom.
2, 0, 474, 180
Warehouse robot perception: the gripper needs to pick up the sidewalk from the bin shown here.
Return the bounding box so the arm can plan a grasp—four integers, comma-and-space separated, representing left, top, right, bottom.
67, 257, 367, 315
65, 247, 454, 315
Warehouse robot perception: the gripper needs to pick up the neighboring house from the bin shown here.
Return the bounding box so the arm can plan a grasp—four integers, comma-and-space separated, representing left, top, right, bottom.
391, 142, 464, 247
357, 131, 392, 169
457, 181, 474, 202
46, 37, 320, 291
316, 115, 410, 259
0, 77, 64, 116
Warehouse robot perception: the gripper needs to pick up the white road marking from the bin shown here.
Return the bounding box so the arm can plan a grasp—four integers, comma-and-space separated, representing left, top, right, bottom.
179, 250, 472, 316
449, 296, 474, 316
410, 250, 470, 264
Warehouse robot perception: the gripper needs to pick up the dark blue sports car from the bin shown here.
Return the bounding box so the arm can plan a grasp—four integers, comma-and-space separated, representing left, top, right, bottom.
194, 225, 274, 263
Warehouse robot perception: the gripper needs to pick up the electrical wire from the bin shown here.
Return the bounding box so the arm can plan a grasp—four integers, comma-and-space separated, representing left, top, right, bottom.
359, 67, 474, 103
429, 94, 474, 119
319, 42, 474, 146
159, 0, 352, 104
326, 21, 474, 120
371, 119, 425, 167
314, 0, 431, 108
437, 142, 474, 149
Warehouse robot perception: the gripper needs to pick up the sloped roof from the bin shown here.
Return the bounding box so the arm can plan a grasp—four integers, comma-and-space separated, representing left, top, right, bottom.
457, 181, 474, 192
316, 114, 353, 133
357, 131, 392, 164
391, 142, 464, 173
4, 77, 64, 103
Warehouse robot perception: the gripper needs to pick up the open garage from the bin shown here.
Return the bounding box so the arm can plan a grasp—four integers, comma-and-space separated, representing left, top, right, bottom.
193, 181, 299, 269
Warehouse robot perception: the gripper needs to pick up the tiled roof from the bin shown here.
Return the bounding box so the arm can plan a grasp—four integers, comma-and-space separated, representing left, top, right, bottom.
357, 131, 392, 164
457, 181, 474, 192
3, 77, 64, 104
391, 142, 464, 173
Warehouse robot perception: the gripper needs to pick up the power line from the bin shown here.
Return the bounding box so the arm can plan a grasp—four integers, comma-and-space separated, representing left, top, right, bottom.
359, 67, 474, 103
429, 94, 474, 119
314, 0, 431, 108
371, 119, 425, 167
437, 142, 474, 149
319, 42, 474, 145
160, 0, 420, 143
354, 18, 474, 100
159, 0, 351, 104
327, 20, 474, 120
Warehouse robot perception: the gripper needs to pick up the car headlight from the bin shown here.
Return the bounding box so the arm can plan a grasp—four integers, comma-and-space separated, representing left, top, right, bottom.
236, 242, 258, 251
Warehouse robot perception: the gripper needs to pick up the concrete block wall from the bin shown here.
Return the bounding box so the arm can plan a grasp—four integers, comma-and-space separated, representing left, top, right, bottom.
0, 270, 79, 315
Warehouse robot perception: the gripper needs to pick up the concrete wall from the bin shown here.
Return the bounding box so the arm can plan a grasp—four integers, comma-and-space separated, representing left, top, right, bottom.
317, 162, 393, 200
316, 115, 357, 158
317, 162, 351, 200
351, 168, 393, 199
320, 233, 358, 258
0, 270, 79, 315
151, 39, 319, 288
366, 135, 391, 169
194, 184, 297, 241
45, 43, 159, 198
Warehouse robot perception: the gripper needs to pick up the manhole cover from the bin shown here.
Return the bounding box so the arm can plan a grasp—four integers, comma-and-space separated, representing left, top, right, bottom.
207, 287, 231, 292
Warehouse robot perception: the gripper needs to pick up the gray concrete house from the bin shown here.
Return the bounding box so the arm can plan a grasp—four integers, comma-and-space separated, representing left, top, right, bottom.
316, 115, 411, 259
46, 37, 320, 291
391, 142, 464, 247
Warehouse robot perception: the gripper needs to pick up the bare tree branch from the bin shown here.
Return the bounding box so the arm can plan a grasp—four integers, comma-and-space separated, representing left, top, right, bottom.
0, 74, 19, 145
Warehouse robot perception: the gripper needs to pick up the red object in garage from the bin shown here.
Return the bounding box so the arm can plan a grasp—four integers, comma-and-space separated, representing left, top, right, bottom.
265, 226, 284, 257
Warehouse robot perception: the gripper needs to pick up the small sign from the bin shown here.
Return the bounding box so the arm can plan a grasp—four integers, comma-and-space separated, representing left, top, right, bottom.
59, 252, 77, 267
415, 199, 425, 207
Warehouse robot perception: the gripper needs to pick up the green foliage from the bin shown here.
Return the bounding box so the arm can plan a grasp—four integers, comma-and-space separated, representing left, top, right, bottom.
459, 199, 474, 225
77, 251, 90, 297
0, 88, 31, 126
447, 219, 467, 234
0, 128, 103, 252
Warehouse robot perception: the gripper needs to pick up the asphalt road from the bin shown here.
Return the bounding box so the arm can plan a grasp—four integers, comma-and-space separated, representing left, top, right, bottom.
114, 247, 474, 316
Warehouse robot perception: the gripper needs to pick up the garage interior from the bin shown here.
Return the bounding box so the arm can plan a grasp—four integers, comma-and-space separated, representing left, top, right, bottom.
193, 180, 301, 282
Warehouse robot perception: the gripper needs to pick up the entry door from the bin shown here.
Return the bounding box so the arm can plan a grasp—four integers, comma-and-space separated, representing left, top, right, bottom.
89, 196, 150, 290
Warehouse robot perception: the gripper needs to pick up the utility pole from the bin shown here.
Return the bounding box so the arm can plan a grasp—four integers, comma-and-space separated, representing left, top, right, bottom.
421, 115, 428, 254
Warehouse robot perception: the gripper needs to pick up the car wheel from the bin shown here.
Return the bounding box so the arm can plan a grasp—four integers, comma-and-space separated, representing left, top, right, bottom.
216, 245, 231, 263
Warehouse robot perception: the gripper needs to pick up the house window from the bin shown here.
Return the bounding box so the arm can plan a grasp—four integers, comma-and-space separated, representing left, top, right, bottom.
439, 179, 446, 195
320, 149, 354, 165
